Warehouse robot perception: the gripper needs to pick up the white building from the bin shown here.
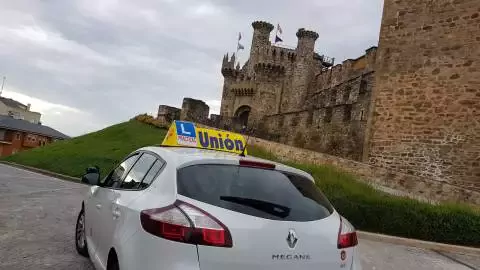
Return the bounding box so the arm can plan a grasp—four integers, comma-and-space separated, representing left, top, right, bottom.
0, 97, 41, 124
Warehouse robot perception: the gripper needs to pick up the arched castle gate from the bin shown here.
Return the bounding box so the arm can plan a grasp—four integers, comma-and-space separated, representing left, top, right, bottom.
234, 105, 251, 128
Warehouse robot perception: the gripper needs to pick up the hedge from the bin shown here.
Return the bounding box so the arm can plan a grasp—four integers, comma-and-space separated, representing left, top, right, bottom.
248, 147, 480, 247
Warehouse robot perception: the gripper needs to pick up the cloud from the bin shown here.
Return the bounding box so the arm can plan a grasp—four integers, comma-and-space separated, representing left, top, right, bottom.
206, 100, 221, 115
0, 0, 383, 136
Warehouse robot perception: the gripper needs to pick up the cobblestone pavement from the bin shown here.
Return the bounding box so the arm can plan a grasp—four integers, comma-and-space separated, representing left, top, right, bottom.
0, 164, 478, 270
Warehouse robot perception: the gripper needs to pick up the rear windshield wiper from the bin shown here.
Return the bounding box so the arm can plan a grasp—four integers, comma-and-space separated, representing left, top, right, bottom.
220, 196, 290, 218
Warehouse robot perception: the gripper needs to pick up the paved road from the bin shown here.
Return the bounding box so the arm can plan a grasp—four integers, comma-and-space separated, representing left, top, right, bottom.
0, 164, 478, 270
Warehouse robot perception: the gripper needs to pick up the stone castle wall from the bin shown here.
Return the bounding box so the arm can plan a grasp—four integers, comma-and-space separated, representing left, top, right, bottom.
368, 0, 480, 186
180, 98, 209, 124
249, 136, 480, 205
256, 69, 375, 160
157, 105, 181, 125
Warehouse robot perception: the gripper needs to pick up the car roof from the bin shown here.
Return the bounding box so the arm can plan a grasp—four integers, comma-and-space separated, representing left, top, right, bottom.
139, 146, 314, 181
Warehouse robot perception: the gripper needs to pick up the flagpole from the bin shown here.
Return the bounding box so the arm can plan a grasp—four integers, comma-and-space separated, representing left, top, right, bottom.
1, 76, 5, 96
236, 32, 246, 67
274, 24, 279, 44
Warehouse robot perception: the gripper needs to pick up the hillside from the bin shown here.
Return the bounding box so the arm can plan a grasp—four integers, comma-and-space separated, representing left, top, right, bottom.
3, 119, 480, 247
4, 120, 167, 178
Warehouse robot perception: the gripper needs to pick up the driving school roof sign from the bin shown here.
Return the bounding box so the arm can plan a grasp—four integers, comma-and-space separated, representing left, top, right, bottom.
162, 121, 247, 155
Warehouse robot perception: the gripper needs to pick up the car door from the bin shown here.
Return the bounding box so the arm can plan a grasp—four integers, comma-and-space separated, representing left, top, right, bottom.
112, 153, 165, 247
92, 153, 140, 269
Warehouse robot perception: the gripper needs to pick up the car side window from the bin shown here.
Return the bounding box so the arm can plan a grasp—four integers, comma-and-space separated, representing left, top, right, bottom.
139, 159, 165, 188
120, 153, 158, 190
102, 154, 139, 188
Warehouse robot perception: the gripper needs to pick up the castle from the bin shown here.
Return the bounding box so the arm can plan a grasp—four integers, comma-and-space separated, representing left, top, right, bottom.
219, 22, 376, 161
158, 0, 480, 192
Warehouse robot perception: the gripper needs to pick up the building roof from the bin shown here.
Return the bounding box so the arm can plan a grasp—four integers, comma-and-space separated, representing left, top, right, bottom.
0, 115, 69, 139
0, 97, 28, 110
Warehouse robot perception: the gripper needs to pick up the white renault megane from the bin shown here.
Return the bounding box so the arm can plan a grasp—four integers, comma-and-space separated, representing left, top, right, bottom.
76, 146, 361, 270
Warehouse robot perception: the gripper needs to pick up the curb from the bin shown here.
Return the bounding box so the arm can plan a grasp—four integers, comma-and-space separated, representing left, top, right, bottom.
0, 161, 82, 183
358, 231, 480, 255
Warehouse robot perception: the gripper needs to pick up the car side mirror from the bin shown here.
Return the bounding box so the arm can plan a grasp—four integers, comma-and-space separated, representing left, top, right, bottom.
81, 166, 100, 186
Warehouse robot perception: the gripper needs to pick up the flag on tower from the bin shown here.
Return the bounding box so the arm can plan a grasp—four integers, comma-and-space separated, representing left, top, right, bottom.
275, 24, 283, 43
237, 32, 244, 51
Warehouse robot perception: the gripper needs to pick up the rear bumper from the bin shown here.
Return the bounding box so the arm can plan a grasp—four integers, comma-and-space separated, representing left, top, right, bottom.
351, 247, 362, 270
117, 228, 200, 270
116, 227, 363, 270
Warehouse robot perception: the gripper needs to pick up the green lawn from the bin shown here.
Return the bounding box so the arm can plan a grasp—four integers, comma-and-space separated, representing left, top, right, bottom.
5, 120, 166, 178
4, 119, 480, 247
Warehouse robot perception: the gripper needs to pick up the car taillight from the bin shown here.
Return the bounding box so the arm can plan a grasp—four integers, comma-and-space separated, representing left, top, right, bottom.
140, 201, 232, 248
337, 216, 358, 249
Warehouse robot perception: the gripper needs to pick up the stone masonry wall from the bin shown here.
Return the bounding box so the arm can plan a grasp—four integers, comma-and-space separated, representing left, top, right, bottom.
157, 105, 181, 125
255, 67, 375, 160
368, 0, 480, 186
180, 98, 209, 124
250, 136, 480, 205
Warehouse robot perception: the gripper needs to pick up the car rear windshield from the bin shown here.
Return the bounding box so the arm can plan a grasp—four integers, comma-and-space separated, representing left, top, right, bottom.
177, 164, 334, 222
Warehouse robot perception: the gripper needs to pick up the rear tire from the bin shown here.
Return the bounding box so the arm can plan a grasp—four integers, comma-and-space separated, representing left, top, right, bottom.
75, 209, 89, 257
107, 251, 120, 270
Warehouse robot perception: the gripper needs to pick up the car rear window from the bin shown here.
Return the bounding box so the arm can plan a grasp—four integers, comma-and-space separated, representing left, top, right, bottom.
177, 164, 334, 222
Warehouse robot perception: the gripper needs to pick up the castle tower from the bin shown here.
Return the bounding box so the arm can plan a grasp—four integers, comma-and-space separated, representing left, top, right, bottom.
296, 28, 319, 57
220, 53, 237, 116
285, 28, 319, 112
367, 0, 480, 185
247, 21, 274, 75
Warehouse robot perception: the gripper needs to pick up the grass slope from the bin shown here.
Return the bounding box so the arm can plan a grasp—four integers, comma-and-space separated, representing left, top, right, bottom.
4, 120, 480, 246
5, 120, 166, 178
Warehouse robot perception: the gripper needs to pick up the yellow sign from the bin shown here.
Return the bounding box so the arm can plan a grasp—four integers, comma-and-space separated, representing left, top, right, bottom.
162, 121, 247, 155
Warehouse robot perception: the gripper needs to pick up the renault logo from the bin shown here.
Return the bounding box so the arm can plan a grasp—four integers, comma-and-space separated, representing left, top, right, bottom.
286, 229, 298, 249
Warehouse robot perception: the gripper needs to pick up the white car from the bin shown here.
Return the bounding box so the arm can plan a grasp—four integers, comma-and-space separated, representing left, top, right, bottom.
76, 146, 361, 270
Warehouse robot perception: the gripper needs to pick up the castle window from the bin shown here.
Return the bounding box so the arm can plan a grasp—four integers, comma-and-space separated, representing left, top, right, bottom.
317, 94, 325, 107
278, 116, 284, 128
343, 86, 351, 102
359, 80, 368, 95
306, 111, 313, 125
331, 90, 337, 105
360, 109, 365, 121
289, 117, 296, 127
325, 108, 333, 123
343, 105, 352, 122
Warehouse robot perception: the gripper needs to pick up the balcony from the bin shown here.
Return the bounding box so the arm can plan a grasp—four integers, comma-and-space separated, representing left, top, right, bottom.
314, 53, 335, 67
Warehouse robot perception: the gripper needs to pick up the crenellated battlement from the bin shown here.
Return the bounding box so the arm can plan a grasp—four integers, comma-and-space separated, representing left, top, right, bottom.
230, 80, 256, 93
252, 21, 274, 32
255, 45, 296, 66
254, 63, 286, 76
221, 53, 240, 78
316, 46, 377, 90
296, 28, 319, 40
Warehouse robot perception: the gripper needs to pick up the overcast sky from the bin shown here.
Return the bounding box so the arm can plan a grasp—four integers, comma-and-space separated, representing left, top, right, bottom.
0, 0, 383, 136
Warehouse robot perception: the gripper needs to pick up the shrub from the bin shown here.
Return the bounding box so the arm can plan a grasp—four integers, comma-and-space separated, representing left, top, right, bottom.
133, 113, 169, 129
